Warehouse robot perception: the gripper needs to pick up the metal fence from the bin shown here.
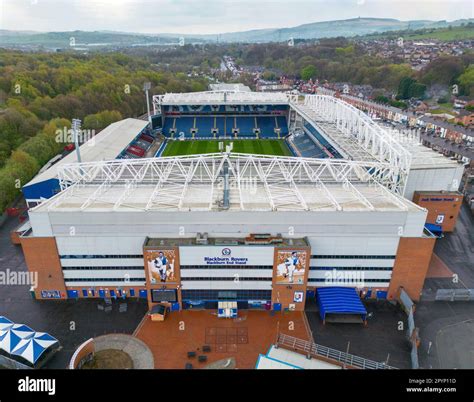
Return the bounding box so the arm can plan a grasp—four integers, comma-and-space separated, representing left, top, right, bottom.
398, 288, 419, 369
276, 333, 397, 370
0, 354, 32, 370
435, 289, 474, 301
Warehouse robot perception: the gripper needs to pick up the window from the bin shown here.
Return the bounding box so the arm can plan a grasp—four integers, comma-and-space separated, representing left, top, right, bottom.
62, 266, 144, 270
151, 289, 177, 303
60, 255, 143, 259
181, 289, 271, 301
308, 278, 390, 283
181, 277, 272, 281
309, 267, 393, 271
65, 278, 145, 282
310, 255, 395, 260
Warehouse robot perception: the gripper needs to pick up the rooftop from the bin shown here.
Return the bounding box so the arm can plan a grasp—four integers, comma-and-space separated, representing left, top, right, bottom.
144, 236, 308, 248
23, 118, 148, 188
155, 90, 290, 106
32, 153, 421, 214
209, 83, 251, 92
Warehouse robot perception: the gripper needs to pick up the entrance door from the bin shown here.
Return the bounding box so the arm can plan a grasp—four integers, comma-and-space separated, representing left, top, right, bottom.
237, 301, 249, 310
205, 301, 218, 310
376, 290, 388, 299
67, 290, 79, 299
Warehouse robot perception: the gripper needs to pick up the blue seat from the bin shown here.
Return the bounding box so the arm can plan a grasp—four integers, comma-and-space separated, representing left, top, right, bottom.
175, 117, 195, 138
196, 116, 214, 137
289, 132, 329, 158
236, 117, 256, 137
256, 116, 276, 138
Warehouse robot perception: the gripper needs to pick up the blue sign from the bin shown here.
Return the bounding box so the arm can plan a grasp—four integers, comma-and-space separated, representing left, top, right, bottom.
41, 290, 61, 299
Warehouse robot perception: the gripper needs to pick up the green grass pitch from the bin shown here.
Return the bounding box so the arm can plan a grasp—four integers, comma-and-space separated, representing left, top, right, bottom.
161, 139, 293, 157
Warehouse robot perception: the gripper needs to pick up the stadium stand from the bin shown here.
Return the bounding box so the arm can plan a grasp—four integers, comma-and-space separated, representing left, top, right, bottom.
161, 113, 289, 139
197, 116, 214, 138
126, 145, 146, 158
288, 131, 329, 158
303, 121, 342, 158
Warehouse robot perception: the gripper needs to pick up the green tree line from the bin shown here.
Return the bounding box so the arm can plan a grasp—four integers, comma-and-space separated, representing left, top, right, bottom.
0, 50, 208, 211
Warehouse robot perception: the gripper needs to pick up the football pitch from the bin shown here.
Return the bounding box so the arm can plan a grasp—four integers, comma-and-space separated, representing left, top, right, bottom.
161, 139, 293, 157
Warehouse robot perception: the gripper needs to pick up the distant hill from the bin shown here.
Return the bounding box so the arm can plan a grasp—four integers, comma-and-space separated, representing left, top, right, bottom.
0, 17, 472, 48
206, 17, 471, 43
0, 30, 190, 48
362, 24, 474, 41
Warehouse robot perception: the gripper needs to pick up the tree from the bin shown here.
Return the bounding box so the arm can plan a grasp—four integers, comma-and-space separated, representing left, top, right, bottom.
397, 77, 426, 99
0, 150, 39, 211
420, 57, 464, 86
83, 110, 123, 131
458, 65, 474, 96
301, 65, 317, 81
397, 77, 415, 99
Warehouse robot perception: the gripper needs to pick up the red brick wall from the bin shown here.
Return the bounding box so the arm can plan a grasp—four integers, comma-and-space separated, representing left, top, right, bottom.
388, 237, 435, 302
412, 192, 463, 232
20, 237, 67, 299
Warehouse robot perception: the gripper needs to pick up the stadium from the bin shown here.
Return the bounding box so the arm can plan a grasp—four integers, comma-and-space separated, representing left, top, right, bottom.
16, 87, 465, 314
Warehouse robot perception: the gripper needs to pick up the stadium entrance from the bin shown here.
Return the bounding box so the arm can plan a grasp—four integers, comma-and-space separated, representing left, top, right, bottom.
143, 235, 310, 313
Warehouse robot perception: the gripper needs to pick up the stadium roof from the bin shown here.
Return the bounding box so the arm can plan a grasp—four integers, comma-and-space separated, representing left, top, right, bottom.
383, 130, 464, 170
295, 96, 412, 178
155, 90, 290, 106
33, 153, 422, 213
209, 83, 251, 92
24, 118, 148, 188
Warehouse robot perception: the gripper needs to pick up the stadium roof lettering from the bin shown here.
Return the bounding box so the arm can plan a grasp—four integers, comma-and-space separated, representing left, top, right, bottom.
154, 90, 290, 107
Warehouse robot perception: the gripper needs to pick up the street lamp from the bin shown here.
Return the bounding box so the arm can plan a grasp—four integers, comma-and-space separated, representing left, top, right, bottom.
72, 118, 82, 164
143, 82, 152, 126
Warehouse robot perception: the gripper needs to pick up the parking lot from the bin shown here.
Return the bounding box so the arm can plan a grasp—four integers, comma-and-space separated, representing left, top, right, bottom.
416, 204, 474, 369
0, 216, 147, 369
306, 300, 412, 369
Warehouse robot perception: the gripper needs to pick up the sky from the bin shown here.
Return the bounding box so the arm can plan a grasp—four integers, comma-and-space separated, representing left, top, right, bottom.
0, 0, 473, 35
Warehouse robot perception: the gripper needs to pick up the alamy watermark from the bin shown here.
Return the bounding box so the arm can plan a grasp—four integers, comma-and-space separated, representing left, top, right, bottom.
324, 269, 366, 287
55, 126, 96, 146
0, 269, 38, 288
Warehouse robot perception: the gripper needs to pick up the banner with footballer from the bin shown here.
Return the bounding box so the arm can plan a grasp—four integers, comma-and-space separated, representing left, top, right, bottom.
274, 249, 308, 285
144, 249, 179, 284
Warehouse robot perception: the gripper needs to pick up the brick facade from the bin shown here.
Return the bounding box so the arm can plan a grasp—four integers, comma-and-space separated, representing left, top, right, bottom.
388, 237, 436, 302
413, 191, 463, 232
20, 237, 67, 299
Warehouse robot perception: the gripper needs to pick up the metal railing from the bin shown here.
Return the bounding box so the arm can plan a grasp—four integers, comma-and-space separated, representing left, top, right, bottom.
435, 289, 474, 301
276, 333, 397, 370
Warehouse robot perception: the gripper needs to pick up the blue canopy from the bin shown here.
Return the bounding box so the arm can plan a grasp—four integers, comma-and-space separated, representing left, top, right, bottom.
316, 287, 367, 321
0, 316, 13, 331
11, 332, 59, 364
0, 323, 35, 353
0, 316, 58, 365
425, 223, 443, 236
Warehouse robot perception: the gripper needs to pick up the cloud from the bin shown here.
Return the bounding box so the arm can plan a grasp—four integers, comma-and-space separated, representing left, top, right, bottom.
0, 0, 472, 34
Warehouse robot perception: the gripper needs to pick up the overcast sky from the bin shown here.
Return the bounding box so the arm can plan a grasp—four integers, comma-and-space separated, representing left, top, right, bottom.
1, 0, 473, 34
